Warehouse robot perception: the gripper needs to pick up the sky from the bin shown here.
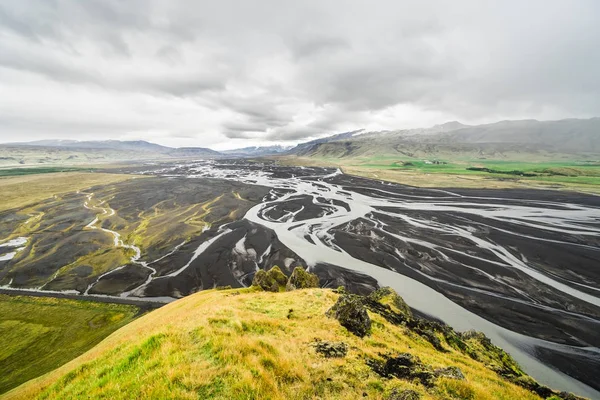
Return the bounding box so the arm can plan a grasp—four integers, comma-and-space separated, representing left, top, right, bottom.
0, 0, 598, 150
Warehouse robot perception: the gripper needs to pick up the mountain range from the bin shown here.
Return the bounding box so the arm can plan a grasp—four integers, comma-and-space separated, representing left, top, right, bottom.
1, 117, 599, 167
291, 118, 600, 159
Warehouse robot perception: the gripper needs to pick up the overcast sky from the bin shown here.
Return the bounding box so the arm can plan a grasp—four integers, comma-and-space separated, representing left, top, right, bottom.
0, 0, 598, 149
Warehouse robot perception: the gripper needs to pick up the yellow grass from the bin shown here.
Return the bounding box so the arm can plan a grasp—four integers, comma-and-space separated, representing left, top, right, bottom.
0, 172, 141, 213
5, 289, 541, 400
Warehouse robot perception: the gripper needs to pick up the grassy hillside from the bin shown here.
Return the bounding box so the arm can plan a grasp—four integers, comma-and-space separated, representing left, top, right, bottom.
4, 287, 568, 400
0, 295, 139, 394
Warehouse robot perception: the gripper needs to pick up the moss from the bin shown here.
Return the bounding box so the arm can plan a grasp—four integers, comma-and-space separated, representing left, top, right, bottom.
251, 266, 288, 292
368, 287, 412, 318
285, 267, 319, 291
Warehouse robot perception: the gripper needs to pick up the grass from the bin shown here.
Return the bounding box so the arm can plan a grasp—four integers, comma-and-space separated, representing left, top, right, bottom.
0, 167, 87, 177
0, 295, 139, 394
4, 288, 542, 400
278, 156, 600, 194
0, 172, 140, 213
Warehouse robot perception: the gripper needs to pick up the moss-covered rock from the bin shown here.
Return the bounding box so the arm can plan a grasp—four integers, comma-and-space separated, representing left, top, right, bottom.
286, 267, 319, 291
434, 366, 465, 380
326, 294, 372, 337
368, 287, 412, 318
387, 389, 421, 400
312, 340, 348, 358
251, 266, 288, 292
367, 352, 435, 387
387, 388, 421, 400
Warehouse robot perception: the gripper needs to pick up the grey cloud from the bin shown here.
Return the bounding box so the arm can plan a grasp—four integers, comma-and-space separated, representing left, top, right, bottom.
0, 0, 598, 147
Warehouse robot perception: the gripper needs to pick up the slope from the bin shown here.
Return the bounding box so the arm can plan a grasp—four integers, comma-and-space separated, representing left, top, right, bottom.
4, 287, 577, 400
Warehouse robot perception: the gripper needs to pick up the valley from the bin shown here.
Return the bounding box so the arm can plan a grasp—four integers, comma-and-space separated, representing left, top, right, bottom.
1, 160, 599, 398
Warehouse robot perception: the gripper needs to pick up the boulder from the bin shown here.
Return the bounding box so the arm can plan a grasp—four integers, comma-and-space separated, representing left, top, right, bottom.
388, 389, 421, 400
326, 294, 372, 337
286, 267, 319, 291
313, 340, 348, 358
434, 366, 465, 380
368, 353, 435, 387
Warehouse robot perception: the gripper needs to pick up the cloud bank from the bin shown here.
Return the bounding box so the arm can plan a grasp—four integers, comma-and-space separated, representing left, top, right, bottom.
0, 0, 598, 149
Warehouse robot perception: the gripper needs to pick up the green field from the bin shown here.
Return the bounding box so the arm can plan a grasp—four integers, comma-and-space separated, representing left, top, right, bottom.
284, 155, 600, 192
0, 167, 88, 177
0, 295, 139, 394
361, 158, 600, 185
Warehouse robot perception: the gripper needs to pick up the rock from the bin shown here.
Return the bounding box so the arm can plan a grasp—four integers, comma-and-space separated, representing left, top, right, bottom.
367, 353, 435, 388
332, 286, 346, 294
368, 287, 412, 318
434, 366, 465, 380
251, 266, 288, 292
326, 295, 372, 337
286, 267, 319, 291
387, 389, 421, 400
313, 340, 348, 358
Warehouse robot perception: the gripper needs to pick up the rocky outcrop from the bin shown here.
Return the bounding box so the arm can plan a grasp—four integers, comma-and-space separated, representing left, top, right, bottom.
368, 286, 412, 318
326, 294, 372, 337
286, 267, 320, 291
252, 266, 320, 293
251, 266, 289, 292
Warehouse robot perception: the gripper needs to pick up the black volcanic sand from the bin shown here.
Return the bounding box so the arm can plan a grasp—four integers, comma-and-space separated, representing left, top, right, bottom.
88, 264, 151, 295
0, 192, 113, 291
0, 175, 271, 296
142, 219, 378, 298
92, 176, 270, 260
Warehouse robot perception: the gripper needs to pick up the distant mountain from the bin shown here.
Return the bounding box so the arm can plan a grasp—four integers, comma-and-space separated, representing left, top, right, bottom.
14, 139, 171, 153
0, 140, 221, 167
168, 147, 221, 157
434, 118, 600, 152
288, 130, 365, 156
221, 145, 293, 157
292, 118, 600, 159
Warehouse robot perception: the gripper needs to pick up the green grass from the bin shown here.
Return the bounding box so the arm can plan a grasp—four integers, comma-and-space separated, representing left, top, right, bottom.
323, 155, 600, 187
0, 168, 88, 177
0, 295, 139, 394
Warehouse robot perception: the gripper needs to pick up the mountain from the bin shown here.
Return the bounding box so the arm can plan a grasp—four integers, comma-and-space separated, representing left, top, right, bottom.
4, 285, 576, 400
288, 129, 365, 156
13, 140, 171, 153
167, 147, 222, 157
221, 145, 293, 157
0, 140, 221, 167
291, 118, 600, 159
434, 118, 600, 152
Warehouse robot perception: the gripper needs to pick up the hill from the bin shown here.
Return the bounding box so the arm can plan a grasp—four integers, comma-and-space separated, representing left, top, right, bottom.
4, 285, 584, 400
0, 295, 138, 394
